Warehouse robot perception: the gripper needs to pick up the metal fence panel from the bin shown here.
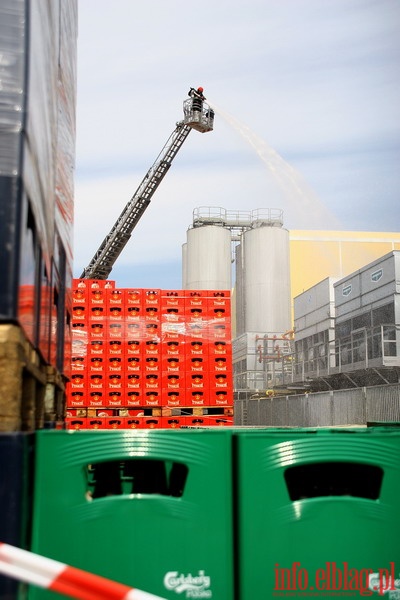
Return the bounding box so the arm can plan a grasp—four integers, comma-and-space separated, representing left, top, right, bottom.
236, 383, 400, 427
332, 388, 366, 425
306, 392, 332, 426
286, 395, 308, 427
246, 399, 260, 425
366, 384, 400, 423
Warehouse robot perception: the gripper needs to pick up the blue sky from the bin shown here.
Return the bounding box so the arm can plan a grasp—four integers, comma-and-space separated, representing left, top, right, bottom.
74, 0, 400, 288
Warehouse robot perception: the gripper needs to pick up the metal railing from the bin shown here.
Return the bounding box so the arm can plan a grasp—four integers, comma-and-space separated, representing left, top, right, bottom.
282, 324, 400, 384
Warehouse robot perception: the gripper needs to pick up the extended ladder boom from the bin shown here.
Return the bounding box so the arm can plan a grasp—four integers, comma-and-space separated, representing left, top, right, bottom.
80, 122, 192, 280
80, 91, 214, 280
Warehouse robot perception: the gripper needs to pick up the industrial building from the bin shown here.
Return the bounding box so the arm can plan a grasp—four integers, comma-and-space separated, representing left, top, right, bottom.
181, 208, 400, 423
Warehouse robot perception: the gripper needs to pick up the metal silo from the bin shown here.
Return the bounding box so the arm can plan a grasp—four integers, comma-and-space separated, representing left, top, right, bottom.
185, 225, 232, 290
240, 224, 291, 333
235, 242, 245, 336
181, 242, 187, 288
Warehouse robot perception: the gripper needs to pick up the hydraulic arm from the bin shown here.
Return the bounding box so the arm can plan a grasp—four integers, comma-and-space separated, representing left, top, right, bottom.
80, 92, 214, 280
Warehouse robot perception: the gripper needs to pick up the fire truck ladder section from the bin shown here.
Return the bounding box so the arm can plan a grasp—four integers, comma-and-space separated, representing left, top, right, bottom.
80, 95, 214, 280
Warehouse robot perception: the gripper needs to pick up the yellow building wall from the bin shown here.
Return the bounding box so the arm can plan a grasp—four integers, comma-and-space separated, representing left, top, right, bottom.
289, 230, 400, 301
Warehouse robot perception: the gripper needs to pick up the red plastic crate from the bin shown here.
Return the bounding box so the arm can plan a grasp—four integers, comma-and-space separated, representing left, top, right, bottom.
187, 372, 208, 389
71, 356, 86, 371
72, 305, 88, 321
143, 289, 161, 307
185, 417, 207, 427
124, 417, 144, 429
89, 322, 106, 339
161, 323, 186, 343
124, 288, 143, 307
185, 322, 208, 342
88, 287, 107, 307
126, 356, 141, 372
124, 304, 142, 322
70, 372, 86, 390
185, 340, 208, 357
186, 389, 209, 406
104, 417, 125, 429
212, 373, 233, 389
162, 305, 185, 321
184, 290, 209, 308
107, 373, 123, 389
106, 390, 124, 407
71, 321, 88, 336
87, 356, 105, 373
143, 356, 160, 372
186, 356, 208, 373
208, 322, 231, 340
67, 390, 86, 407
160, 416, 184, 429
126, 339, 142, 356
161, 390, 185, 407
87, 418, 105, 429
161, 291, 185, 309
162, 372, 186, 391
107, 340, 124, 356
126, 390, 141, 406
72, 286, 88, 305
207, 416, 233, 426
89, 305, 106, 321
88, 373, 105, 389
107, 288, 124, 306
71, 336, 87, 361
87, 391, 105, 407
209, 340, 232, 356
108, 305, 124, 322
143, 322, 160, 339
185, 305, 206, 320
65, 417, 87, 430
161, 356, 183, 372
142, 417, 161, 429
126, 374, 141, 390
107, 356, 123, 372
144, 305, 160, 321
208, 389, 233, 406
209, 306, 231, 319
207, 290, 231, 307
210, 356, 230, 371
125, 321, 142, 341
88, 340, 106, 356
143, 339, 161, 357
164, 340, 185, 356
143, 391, 161, 406
143, 373, 161, 390
108, 322, 124, 340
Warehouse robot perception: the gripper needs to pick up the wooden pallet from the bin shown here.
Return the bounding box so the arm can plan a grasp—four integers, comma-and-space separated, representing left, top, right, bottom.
0, 324, 65, 431
67, 406, 234, 419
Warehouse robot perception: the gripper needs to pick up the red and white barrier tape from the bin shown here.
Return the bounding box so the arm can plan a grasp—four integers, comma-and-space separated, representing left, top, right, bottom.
0, 542, 166, 600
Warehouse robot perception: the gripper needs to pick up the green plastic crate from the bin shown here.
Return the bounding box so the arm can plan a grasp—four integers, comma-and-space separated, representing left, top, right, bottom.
235, 427, 400, 599
29, 429, 234, 599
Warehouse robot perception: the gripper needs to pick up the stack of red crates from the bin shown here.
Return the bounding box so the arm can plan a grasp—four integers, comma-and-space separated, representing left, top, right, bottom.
65, 280, 234, 429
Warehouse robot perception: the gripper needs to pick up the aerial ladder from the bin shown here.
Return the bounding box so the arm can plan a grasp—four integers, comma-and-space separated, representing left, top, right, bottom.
80, 90, 214, 280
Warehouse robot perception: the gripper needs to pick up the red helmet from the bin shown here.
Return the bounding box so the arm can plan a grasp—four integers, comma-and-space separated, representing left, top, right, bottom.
198, 87, 204, 92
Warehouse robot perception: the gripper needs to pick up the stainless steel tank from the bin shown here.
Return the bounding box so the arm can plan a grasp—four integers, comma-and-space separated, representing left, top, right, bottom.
235, 242, 245, 336
181, 242, 187, 288
184, 225, 232, 290
239, 224, 291, 333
